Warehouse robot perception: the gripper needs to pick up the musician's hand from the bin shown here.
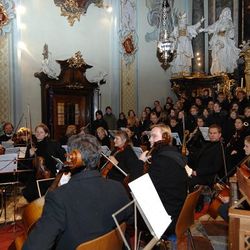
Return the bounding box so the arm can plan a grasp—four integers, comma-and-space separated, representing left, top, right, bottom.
29, 147, 37, 156
192, 170, 197, 176
109, 156, 119, 165
231, 150, 237, 155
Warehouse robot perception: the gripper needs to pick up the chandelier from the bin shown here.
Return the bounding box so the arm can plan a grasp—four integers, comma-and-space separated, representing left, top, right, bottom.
157, 0, 176, 69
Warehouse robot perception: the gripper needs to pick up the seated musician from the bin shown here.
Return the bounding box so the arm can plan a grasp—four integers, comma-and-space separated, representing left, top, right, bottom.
22, 123, 66, 202
217, 135, 250, 222
188, 124, 224, 191
139, 124, 188, 236
105, 130, 143, 183
23, 134, 132, 250
0, 122, 15, 142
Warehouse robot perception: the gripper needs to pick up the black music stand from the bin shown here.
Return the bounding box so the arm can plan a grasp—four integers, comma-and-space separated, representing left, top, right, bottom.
0, 153, 19, 225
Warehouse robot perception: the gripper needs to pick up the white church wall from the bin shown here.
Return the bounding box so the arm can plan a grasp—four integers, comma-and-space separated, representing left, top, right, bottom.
16, 0, 189, 127
18, 0, 113, 126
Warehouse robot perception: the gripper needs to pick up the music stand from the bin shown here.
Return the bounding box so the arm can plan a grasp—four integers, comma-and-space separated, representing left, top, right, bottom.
112, 174, 171, 250
0, 153, 18, 224
36, 178, 55, 198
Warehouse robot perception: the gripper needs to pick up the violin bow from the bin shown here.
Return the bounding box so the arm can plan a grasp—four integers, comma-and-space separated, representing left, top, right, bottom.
100, 152, 128, 177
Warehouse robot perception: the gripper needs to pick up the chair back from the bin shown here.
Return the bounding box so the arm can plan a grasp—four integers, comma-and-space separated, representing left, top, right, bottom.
76, 222, 126, 250
175, 186, 203, 238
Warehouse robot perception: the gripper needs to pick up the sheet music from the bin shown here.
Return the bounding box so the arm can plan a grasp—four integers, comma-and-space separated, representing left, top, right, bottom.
128, 174, 171, 239
101, 145, 111, 156
132, 146, 143, 158
18, 147, 27, 159
171, 132, 181, 146
0, 153, 18, 173
199, 127, 210, 141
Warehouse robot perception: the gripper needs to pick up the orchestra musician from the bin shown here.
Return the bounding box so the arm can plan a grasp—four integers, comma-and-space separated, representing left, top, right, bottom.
139, 124, 188, 236
0, 122, 15, 142
104, 130, 143, 183
188, 124, 224, 191
22, 123, 66, 202
217, 135, 250, 222
23, 134, 132, 250
226, 116, 250, 174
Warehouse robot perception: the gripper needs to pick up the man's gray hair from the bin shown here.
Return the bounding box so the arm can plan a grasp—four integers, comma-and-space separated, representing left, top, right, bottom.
67, 134, 101, 170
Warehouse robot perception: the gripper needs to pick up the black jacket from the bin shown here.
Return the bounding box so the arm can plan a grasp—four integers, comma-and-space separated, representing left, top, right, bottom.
108, 144, 143, 183
147, 144, 188, 235
23, 170, 131, 250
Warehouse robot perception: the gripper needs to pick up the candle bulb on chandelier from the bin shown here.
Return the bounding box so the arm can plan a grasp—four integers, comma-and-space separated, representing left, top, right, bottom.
241, 77, 244, 88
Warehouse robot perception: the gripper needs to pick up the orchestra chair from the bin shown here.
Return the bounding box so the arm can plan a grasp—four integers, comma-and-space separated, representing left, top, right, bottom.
175, 185, 203, 250
14, 197, 45, 250
76, 222, 126, 250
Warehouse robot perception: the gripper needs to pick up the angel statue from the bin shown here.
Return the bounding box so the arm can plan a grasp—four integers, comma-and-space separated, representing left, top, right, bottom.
41, 44, 58, 79
170, 12, 205, 75
201, 7, 240, 75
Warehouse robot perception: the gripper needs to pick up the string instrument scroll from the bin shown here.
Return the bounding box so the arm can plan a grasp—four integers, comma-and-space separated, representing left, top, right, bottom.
49, 149, 84, 191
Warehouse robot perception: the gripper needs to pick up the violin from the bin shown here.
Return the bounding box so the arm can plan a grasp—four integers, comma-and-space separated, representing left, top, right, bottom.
101, 145, 126, 178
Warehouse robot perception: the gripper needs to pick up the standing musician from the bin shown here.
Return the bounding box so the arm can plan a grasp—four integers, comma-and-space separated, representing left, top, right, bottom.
139, 124, 188, 236
103, 130, 143, 183
22, 123, 66, 202
23, 134, 132, 250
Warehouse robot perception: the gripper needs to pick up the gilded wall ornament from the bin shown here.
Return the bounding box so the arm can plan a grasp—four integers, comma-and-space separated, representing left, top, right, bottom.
54, 0, 103, 26
67, 51, 86, 68
0, 0, 15, 36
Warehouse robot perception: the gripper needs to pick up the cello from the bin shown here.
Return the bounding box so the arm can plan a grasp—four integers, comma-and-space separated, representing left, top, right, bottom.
14, 149, 83, 250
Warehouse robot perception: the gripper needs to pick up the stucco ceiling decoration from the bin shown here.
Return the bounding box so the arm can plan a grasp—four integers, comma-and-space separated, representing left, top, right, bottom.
0, 0, 15, 36
54, 0, 103, 26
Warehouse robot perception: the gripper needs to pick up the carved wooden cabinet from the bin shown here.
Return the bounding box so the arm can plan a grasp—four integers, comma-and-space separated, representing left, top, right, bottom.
35, 54, 99, 141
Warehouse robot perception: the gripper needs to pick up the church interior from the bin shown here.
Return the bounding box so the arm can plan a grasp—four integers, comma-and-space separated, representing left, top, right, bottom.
1, 0, 250, 249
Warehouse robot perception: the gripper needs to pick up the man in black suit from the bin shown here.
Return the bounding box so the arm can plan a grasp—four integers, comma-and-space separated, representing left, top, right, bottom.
188, 124, 224, 191
23, 134, 131, 250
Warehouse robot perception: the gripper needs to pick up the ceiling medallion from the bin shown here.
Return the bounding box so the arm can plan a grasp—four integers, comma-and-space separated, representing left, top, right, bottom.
54, 0, 104, 26
67, 51, 86, 68
0, 0, 15, 36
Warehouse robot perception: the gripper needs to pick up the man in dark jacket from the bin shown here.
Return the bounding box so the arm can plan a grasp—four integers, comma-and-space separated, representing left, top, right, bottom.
188, 124, 224, 190
139, 124, 188, 236
23, 134, 131, 250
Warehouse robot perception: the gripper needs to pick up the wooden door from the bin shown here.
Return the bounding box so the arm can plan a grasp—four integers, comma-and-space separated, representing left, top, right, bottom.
53, 95, 87, 141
